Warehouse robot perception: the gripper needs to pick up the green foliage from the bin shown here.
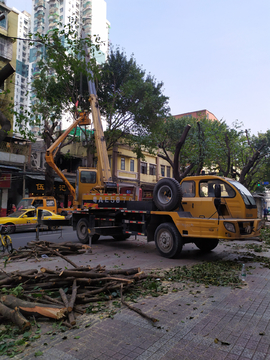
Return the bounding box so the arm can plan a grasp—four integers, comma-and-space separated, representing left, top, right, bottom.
96, 48, 170, 152
1, 284, 24, 297
164, 261, 242, 287
260, 227, 270, 245
0, 325, 42, 357
11, 20, 100, 141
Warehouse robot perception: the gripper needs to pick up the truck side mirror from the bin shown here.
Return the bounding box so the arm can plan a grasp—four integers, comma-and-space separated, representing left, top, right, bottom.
215, 184, 221, 198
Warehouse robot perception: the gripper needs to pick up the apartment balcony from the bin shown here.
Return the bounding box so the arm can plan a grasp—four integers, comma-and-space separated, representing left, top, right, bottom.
84, 18, 91, 25
36, 10, 45, 19
83, 6, 92, 15
49, 7, 59, 15
83, 1, 92, 8
48, 23, 60, 31
34, 1, 45, 10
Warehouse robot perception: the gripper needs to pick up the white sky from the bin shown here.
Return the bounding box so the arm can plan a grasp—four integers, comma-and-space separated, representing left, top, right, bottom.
8, 0, 270, 135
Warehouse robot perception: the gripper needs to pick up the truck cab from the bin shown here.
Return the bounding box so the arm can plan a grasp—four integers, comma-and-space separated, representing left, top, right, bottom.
17, 197, 57, 214
180, 175, 257, 220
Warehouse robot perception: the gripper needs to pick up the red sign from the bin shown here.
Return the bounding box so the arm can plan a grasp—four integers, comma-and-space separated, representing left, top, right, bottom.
0, 173, 11, 188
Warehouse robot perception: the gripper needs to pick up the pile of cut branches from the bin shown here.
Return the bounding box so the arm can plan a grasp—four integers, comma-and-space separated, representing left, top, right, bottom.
0, 240, 90, 264
0, 265, 148, 330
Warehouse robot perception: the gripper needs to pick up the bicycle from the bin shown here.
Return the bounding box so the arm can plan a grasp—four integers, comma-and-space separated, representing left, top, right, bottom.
0, 225, 13, 253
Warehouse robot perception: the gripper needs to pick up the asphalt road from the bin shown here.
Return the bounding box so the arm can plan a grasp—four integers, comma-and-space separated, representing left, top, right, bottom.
9, 226, 80, 248
9, 226, 118, 249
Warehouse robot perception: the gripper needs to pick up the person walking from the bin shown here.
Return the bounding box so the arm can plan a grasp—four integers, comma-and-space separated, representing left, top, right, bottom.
264, 207, 268, 221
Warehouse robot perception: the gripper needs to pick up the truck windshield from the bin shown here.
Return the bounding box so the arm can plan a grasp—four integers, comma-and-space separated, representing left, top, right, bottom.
228, 180, 256, 206
16, 199, 33, 210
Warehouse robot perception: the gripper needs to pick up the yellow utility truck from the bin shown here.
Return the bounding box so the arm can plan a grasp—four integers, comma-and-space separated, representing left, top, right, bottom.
71, 175, 261, 258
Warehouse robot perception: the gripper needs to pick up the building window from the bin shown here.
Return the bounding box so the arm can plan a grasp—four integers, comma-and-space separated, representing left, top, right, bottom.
0, 38, 13, 61
161, 165, 165, 177
130, 159, 134, 172
149, 164, 156, 176
141, 162, 147, 174
121, 157, 125, 170
166, 166, 170, 177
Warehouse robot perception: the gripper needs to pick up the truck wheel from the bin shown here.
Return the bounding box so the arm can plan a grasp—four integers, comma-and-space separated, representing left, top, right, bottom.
76, 219, 90, 244
194, 239, 219, 252
154, 222, 183, 258
113, 234, 130, 241
5, 223, 16, 234
153, 178, 182, 211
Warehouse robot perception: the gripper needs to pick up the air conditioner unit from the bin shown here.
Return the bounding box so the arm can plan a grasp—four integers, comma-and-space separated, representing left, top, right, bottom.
31, 152, 40, 168
31, 152, 46, 170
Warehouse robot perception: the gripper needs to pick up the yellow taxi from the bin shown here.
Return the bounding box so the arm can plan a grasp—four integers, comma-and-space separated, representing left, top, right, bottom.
0, 209, 65, 233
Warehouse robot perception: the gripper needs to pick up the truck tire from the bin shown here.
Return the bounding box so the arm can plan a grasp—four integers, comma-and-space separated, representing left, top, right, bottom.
154, 222, 183, 258
153, 178, 182, 211
194, 239, 219, 252
113, 234, 130, 241
76, 218, 90, 244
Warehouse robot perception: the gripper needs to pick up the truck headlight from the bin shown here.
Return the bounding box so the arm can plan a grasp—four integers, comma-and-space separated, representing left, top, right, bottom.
224, 222, 236, 233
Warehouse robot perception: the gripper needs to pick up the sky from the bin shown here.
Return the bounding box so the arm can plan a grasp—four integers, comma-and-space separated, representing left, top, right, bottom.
8, 0, 270, 135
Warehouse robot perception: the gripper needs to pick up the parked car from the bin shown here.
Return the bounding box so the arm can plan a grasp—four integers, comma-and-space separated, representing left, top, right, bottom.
0, 209, 65, 233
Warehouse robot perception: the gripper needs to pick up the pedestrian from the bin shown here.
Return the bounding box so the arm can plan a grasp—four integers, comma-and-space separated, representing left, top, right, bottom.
10, 204, 16, 214
264, 207, 268, 220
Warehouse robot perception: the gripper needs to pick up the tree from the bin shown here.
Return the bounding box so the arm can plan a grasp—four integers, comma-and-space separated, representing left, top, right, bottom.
156, 116, 229, 182
11, 23, 100, 195
155, 116, 270, 190
96, 48, 170, 153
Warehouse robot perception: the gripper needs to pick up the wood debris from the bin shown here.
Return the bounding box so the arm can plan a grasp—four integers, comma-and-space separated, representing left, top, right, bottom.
0, 240, 91, 264
0, 264, 151, 329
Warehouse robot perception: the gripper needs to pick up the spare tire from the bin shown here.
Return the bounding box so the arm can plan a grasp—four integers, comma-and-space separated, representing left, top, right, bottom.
153, 178, 182, 211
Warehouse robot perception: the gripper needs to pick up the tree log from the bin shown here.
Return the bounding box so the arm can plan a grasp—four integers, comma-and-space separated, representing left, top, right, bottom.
107, 268, 141, 276
1, 295, 66, 320
59, 288, 76, 325
0, 302, 31, 330
68, 280, 77, 311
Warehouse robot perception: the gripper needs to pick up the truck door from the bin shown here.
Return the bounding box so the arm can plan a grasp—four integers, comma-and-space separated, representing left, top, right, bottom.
181, 180, 216, 218
198, 179, 233, 219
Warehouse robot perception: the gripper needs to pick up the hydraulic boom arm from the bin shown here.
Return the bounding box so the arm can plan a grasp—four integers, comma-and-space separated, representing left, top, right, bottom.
83, 32, 115, 189
45, 113, 90, 198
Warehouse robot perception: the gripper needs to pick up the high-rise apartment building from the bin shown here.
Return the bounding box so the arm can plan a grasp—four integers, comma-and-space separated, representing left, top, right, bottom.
28, 0, 110, 135
0, 0, 18, 130
13, 10, 31, 133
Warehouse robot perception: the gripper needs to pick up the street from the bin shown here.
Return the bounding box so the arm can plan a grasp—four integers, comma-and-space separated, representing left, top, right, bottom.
6, 227, 262, 274
2, 228, 270, 360
9, 226, 79, 249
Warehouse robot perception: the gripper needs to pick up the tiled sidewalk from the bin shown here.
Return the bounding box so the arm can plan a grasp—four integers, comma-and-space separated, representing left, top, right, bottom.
4, 262, 270, 360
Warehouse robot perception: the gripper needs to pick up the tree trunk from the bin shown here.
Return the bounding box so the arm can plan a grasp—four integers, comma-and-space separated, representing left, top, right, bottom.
1, 295, 66, 320
173, 124, 191, 181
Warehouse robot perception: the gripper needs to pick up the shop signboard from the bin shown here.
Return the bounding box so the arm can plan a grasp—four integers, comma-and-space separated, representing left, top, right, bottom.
0, 173, 11, 188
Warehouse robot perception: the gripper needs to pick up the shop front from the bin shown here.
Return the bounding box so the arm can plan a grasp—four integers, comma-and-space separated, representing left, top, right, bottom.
26, 175, 75, 208
0, 173, 11, 216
